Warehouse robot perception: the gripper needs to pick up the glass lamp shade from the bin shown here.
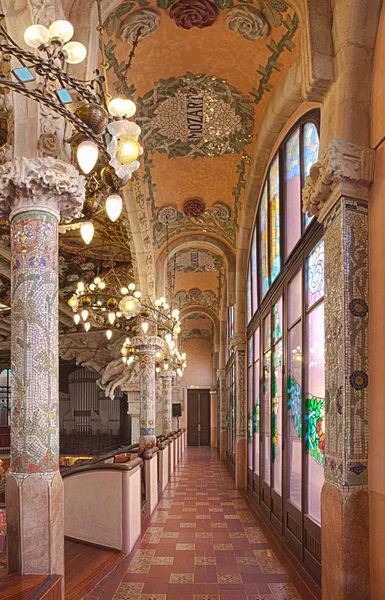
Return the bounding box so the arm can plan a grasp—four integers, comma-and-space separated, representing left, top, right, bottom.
24, 24, 50, 48
106, 194, 122, 222
77, 140, 98, 174
108, 98, 137, 118
108, 312, 116, 325
174, 325, 181, 334
116, 135, 140, 165
84, 322, 91, 332
119, 295, 141, 319
68, 295, 78, 309
80, 221, 94, 245
74, 313, 80, 325
165, 333, 172, 344
48, 20, 74, 43
177, 368, 183, 377
141, 321, 149, 334
63, 41, 87, 64
106, 329, 113, 340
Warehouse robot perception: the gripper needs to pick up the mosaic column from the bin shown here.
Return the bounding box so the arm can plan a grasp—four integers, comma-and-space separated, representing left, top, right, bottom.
217, 368, 227, 460
132, 336, 163, 449
230, 334, 247, 489
0, 157, 84, 578
161, 371, 175, 435
127, 389, 140, 444
302, 139, 374, 600
172, 377, 181, 430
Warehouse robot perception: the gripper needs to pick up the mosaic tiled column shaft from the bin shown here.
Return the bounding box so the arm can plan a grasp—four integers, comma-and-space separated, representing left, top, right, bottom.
217, 368, 226, 460
0, 157, 84, 579
230, 334, 247, 489
302, 139, 374, 600
132, 335, 163, 449
161, 371, 175, 434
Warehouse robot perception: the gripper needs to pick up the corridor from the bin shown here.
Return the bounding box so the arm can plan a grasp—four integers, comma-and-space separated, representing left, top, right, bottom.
91, 448, 320, 600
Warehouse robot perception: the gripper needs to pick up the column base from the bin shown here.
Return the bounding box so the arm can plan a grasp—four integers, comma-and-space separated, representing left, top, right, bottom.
321, 483, 369, 600
6, 472, 64, 577
235, 437, 247, 489
220, 430, 226, 460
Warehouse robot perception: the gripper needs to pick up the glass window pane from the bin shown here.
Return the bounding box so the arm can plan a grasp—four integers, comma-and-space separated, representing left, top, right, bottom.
306, 238, 324, 309
272, 339, 283, 494
251, 227, 258, 314
303, 123, 320, 229
247, 337, 253, 466
260, 185, 269, 297
263, 315, 271, 484
306, 301, 325, 525
285, 128, 301, 257
247, 263, 252, 324
253, 327, 260, 476
273, 297, 283, 343
288, 322, 302, 509
269, 155, 280, 284
288, 269, 302, 327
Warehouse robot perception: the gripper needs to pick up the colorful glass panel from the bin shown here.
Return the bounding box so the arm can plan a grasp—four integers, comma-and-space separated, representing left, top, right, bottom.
303, 123, 320, 228
285, 128, 301, 257
288, 269, 302, 327
269, 155, 280, 284
262, 315, 271, 484
272, 339, 283, 493
306, 238, 324, 308
251, 227, 258, 314
260, 185, 269, 297
288, 322, 302, 509
253, 327, 260, 476
247, 263, 252, 324
273, 297, 283, 343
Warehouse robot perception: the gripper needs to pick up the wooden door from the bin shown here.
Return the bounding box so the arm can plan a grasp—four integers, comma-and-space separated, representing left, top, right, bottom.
187, 389, 211, 447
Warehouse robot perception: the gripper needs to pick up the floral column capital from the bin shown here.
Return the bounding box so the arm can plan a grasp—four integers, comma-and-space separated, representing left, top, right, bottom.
132, 335, 164, 356
229, 333, 246, 352
0, 157, 84, 222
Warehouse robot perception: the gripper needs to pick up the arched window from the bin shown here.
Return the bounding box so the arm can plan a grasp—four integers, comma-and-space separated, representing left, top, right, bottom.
246, 110, 323, 583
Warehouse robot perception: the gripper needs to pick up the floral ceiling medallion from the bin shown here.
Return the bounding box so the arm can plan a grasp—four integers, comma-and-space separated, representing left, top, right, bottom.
226, 6, 269, 41
170, 0, 219, 30
136, 73, 254, 158
119, 9, 161, 44
183, 198, 206, 217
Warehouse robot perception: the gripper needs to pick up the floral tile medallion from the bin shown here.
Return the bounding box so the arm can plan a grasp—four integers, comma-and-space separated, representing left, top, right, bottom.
214, 543, 233, 550
176, 543, 195, 550
268, 583, 301, 599
254, 550, 285, 574
217, 573, 243, 584
195, 531, 213, 538
170, 572, 194, 583
194, 556, 216, 565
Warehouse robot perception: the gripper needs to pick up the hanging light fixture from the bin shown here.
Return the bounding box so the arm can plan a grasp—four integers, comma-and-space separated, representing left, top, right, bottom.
106, 329, 112, 340
48, 20, 74, 43
77, 140, 99, 174
105, 194, 123, 222
80, 221, 94, 245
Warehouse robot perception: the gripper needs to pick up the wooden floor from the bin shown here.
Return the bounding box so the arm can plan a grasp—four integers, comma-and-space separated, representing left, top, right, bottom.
64, 539, 123, 600
0, 539, 123, 599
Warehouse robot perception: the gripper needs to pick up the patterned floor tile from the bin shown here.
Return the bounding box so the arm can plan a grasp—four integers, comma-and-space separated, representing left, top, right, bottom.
170, 572, 194, 583
236, 557, 258, 565
112, 582, 144, 599
176, 543, 195, 550
193, 596, 220, 600
217, 573, 243, 584
194, 556, 216, 565
161, 531, 179, 538
214, 543, 233, 550
230, 532, 247, 538
211, 522, 227, 529
151, 556, 174, 565
180, 522, 196, 528
195, 531, 213, 538
254, 550, 285, 574
268, 583, 301, 599
246, 596, 273, 600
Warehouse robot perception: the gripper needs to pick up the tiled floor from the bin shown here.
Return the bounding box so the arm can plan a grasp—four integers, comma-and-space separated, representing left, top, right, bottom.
89, 448, 321, 600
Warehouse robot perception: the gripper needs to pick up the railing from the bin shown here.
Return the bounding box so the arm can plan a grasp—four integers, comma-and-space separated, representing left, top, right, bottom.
60, 429, 127, 456
60, 439, 139, 471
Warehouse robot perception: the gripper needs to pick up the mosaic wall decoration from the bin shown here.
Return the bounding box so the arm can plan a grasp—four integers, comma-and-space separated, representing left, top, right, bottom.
181, 327, 213, 345
324, 199, 369, 489
136, 73, 254, 158
146, 152, 249, 248
0, 275, 10, 307
170, 0, 219, 30
184, 312, 210, 320
174, 287, 220, 309
168, 248, 223, 273
11, 211, 60, 473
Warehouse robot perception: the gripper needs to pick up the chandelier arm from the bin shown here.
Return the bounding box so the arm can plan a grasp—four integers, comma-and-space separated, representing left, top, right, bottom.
0, 76, 109, 159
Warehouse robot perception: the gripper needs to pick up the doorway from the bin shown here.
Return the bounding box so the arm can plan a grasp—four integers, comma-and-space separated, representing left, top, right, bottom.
187, 389, 211, 446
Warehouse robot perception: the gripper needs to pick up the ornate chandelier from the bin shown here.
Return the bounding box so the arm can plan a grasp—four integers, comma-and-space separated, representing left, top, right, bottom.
0, 3, 144, 245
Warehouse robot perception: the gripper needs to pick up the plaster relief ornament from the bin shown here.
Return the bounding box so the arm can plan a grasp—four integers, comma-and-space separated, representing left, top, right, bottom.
107, 120, 143, 180
226, 6, 269, 41
170, 0, 219, 29
119, 8, 160, 44
157, 205, 179, 224
211, 202, 230, 222
183, 198, 206, 218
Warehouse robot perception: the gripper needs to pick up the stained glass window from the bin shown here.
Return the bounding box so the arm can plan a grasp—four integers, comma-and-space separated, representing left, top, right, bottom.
251, 227, 258, 314
269, 155, 280, 284
247, 262, 252, 324
285, 128, 301, 257
253, 327, 260, 475
306, 238, 325, 308
262, 314, 271, 485
247, 338, 253, 465
303, 123, 320, 229
260, 185, 269, 297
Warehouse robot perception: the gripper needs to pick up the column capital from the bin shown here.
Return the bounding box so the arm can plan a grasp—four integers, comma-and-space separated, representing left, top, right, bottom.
0, 157, 84, 222
161, 370, 176, 379
302, 138, 375, 223
132, 335, 163, 355
229, 333, 246, 352
216, 368, 226, 379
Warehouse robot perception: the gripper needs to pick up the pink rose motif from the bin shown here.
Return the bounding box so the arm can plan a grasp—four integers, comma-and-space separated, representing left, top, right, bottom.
170, 0, 219, 30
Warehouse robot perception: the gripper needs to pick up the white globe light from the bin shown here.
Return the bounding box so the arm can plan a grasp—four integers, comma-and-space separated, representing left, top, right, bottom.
74, 313, 80, 325
48, 20, 74, 43
84, 322, 91, 332
165, 333, 172, 344
108, 98, 127, 117
128, 283, 136, 291
63, 41, 87, 64
77, 140, 98, 174
108, 311, 116, 325
122, 99, 136, 118
141, 321, 149, 334
106, 330, 113, 340
80, 221, 94, 245
81, 309, 89, 322
24, 25, 50, 48
106, 194, 122, 222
